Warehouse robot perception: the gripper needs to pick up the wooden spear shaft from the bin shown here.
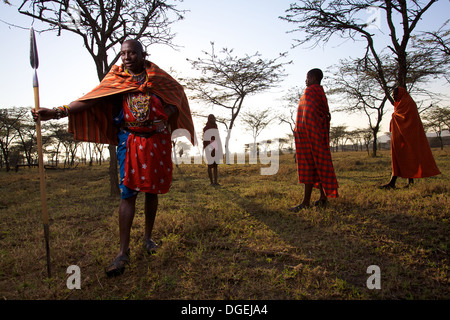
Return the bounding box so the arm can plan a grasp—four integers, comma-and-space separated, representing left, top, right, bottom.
30, 27, 51, 278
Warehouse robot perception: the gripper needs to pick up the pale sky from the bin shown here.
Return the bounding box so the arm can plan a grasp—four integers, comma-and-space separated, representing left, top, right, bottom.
1, 0, 449, 150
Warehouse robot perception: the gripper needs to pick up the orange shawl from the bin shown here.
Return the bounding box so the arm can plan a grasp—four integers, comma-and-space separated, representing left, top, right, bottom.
68, 61, 195, 146
390, 87, 440, 178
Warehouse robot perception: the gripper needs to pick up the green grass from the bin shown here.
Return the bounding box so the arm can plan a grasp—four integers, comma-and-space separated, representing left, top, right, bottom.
0, 148, 448, 300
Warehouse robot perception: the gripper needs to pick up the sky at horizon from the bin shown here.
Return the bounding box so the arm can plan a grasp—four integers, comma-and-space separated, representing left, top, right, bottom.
1, 0, 449, 150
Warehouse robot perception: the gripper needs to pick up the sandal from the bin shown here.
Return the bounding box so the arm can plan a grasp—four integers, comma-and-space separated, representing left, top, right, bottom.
403, 183, 414, 189
379, 183, 396, 190
288, 203, 310, 213
105, 249, 130, 278
314, 198, 327, 207
144, 238, 160, 255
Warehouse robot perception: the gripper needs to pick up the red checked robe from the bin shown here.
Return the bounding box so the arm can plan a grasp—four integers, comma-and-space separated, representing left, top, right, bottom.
294, 84, 338, 198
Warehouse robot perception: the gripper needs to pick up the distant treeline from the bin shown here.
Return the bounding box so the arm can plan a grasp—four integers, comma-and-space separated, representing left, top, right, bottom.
1, 106, 449, 171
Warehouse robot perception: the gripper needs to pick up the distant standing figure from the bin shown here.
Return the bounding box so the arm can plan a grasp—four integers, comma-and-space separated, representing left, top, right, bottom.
203, 114, 223, 186
380, 87, 440, 189
289, 68, 338, 212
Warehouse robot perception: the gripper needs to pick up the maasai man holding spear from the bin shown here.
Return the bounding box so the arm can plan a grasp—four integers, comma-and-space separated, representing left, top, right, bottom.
32, 40, 195, 277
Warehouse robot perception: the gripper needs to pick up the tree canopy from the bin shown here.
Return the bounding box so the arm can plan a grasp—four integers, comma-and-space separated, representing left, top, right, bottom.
281, 0, 439, 101
183, 43, 290, 162
19, 0, 185, 80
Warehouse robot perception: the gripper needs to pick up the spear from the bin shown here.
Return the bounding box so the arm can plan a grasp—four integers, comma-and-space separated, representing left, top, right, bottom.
30, 27, 51, 278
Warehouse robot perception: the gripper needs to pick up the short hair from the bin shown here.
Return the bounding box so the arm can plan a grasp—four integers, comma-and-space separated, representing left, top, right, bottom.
122, 39, 147, 56
308, 68, 323, 83
207, 114, 216, 123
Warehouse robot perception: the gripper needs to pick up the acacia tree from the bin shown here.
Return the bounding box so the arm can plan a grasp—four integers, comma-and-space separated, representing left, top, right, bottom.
19, 0, 184, 79
0, 108, 22, 171
58, 129, 81, 167
281, 0, 438, 104
360, 127, 375, 155
278, 86, 303, 136
327, 57, 392, 156
184, 43, 290, 163
241, 108, 274, 158
0, 107, 55, 169
413, 19, 450, 83
12, 108, 38, 166
329, 125, 348, 152
18, 0, 185, 196
422, 105, 450, 150
46, 122, 67, 166
346, 129, 365, 151
327, 48, 444, 156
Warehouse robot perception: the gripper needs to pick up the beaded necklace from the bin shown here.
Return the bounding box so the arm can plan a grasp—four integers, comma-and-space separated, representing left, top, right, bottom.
126, 68, 147, 85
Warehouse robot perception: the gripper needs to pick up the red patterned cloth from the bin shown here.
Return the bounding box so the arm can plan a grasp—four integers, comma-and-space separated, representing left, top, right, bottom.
294, 84, 338, 198
121, 93, 172, 194
68, 61, 195, 146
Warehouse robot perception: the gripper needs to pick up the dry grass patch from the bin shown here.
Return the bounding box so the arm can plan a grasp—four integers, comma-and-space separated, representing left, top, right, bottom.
0, 148, 448, 300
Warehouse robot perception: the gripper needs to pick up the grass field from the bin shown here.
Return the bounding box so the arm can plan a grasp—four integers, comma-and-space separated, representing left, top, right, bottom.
0, 148, 448, 300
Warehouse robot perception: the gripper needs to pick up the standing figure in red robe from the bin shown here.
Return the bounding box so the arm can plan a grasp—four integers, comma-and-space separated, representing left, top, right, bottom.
289, 68, 338, 212
32, 40, 195, 277
380, 87, 440, 189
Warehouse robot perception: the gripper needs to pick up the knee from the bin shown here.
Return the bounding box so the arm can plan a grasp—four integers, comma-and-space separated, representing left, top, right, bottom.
121, 195, 137, 206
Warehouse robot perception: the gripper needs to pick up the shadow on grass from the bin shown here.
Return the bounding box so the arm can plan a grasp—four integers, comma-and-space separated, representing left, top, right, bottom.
218, 184, 449, 299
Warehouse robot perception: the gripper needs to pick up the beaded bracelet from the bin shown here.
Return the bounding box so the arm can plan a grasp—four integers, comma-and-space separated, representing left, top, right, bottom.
53, 105, 70, 119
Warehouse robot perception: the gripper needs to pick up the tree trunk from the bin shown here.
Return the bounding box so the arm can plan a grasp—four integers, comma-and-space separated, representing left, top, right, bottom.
372, 131, 378, 157
438, 135, 443, 150
397, 51, 408, 88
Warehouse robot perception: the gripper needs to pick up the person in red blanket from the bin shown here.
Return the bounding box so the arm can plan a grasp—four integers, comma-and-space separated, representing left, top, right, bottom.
380, 87, 440, 189
32, 40, 195, 277
289, 68, 338, 212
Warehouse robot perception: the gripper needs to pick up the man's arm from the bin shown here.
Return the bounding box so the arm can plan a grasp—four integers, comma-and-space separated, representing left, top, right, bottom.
32, 99, 97, 122
164, 104, 179, 131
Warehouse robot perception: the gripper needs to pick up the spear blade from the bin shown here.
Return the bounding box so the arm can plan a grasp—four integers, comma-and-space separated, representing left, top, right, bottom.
30, 27, 39, 70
